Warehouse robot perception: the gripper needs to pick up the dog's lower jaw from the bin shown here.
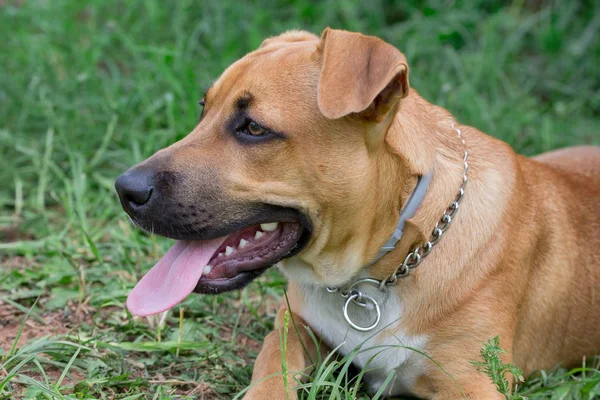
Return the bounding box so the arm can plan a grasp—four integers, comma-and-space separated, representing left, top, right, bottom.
276, 257, 321, 286
277, 243, 373, 289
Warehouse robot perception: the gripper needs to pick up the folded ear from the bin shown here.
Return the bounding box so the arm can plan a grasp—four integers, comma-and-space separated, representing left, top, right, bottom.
317, 28, 409, 121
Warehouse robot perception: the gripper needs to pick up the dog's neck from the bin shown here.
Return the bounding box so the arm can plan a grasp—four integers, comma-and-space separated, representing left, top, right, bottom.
280, 91, 469, 289
366, 91, 467, 280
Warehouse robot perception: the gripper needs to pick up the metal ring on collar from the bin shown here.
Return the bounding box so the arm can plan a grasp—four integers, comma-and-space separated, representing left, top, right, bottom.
343, 293, 381, 332
348, 289, 368, 308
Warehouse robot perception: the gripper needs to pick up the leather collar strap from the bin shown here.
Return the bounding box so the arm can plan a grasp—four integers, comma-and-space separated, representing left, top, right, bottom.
369, 170, 433, 265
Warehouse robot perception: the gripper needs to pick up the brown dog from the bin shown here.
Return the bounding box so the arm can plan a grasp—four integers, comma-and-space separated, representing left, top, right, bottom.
115, 28, 600, 399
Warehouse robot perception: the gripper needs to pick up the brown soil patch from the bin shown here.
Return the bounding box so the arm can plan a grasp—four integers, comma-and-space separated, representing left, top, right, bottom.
1, 254, 38, 271
0, 300, 88, 396
0, 301, 73, 352
0, 225, 34, 243
0, 300, 125, 352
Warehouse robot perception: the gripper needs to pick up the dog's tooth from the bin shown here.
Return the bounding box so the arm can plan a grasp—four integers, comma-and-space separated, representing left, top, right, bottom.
203, 265, 212, 274
217, 252, 224, 257
254, 230, 264, 240
225, 246, 234, 256
260, 222, 278, 232
239, 238, 248, 248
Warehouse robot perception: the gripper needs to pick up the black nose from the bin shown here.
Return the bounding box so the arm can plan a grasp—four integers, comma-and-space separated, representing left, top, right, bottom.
115, 169, 154, 214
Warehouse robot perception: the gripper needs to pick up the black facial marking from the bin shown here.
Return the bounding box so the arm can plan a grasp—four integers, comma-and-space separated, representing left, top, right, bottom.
236, 92, 253, 110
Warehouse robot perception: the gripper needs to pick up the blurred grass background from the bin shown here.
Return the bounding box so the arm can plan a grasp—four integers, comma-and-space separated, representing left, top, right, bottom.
1, 0, 599, 399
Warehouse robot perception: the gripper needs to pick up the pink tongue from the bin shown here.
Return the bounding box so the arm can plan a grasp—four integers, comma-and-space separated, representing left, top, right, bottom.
126, 237, 227, 316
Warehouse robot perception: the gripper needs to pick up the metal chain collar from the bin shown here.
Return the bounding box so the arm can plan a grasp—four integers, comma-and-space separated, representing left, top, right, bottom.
327, 124, 469, 332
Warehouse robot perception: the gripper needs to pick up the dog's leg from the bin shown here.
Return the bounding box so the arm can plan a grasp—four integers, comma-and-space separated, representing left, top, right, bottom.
429, 385, 505, 400
242, 298, 321, 400
418, 365, 508, 400
413, 320, 514, 400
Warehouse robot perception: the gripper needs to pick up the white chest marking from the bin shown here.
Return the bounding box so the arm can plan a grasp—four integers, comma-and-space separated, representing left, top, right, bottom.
297, 283, 428, 396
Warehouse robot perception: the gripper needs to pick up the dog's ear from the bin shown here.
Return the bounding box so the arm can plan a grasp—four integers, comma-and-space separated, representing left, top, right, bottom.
317, 28, 409, 121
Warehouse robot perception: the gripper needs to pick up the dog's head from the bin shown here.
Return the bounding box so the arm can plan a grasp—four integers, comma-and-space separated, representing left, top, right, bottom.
115, 28, 414, 316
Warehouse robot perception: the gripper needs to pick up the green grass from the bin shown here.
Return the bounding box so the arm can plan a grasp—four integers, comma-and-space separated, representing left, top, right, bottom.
1, 0, 599, 399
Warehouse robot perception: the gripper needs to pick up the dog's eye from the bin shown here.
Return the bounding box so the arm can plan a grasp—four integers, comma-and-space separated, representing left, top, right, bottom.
247, 121, 268, 136
233, 117, 283, 144
198, 98, 205, 107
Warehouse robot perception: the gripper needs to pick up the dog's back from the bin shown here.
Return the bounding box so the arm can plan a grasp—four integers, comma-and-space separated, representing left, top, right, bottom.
534, 146, 600, 180
511, 146, 600, 373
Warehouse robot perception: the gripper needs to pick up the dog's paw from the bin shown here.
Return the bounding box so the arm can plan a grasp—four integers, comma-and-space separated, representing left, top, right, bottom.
243, 393, 297, 400
242, 387, 297, 400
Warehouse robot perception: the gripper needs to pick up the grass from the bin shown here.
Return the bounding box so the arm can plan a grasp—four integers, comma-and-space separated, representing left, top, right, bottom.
471, 337, 526, 400
1, 0, 599, 398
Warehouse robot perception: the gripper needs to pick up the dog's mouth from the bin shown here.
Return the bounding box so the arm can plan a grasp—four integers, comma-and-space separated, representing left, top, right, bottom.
126, 220, 306, 317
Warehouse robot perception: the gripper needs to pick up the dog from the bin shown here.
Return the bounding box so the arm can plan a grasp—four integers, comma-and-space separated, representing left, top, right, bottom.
115, 28, 600, 399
